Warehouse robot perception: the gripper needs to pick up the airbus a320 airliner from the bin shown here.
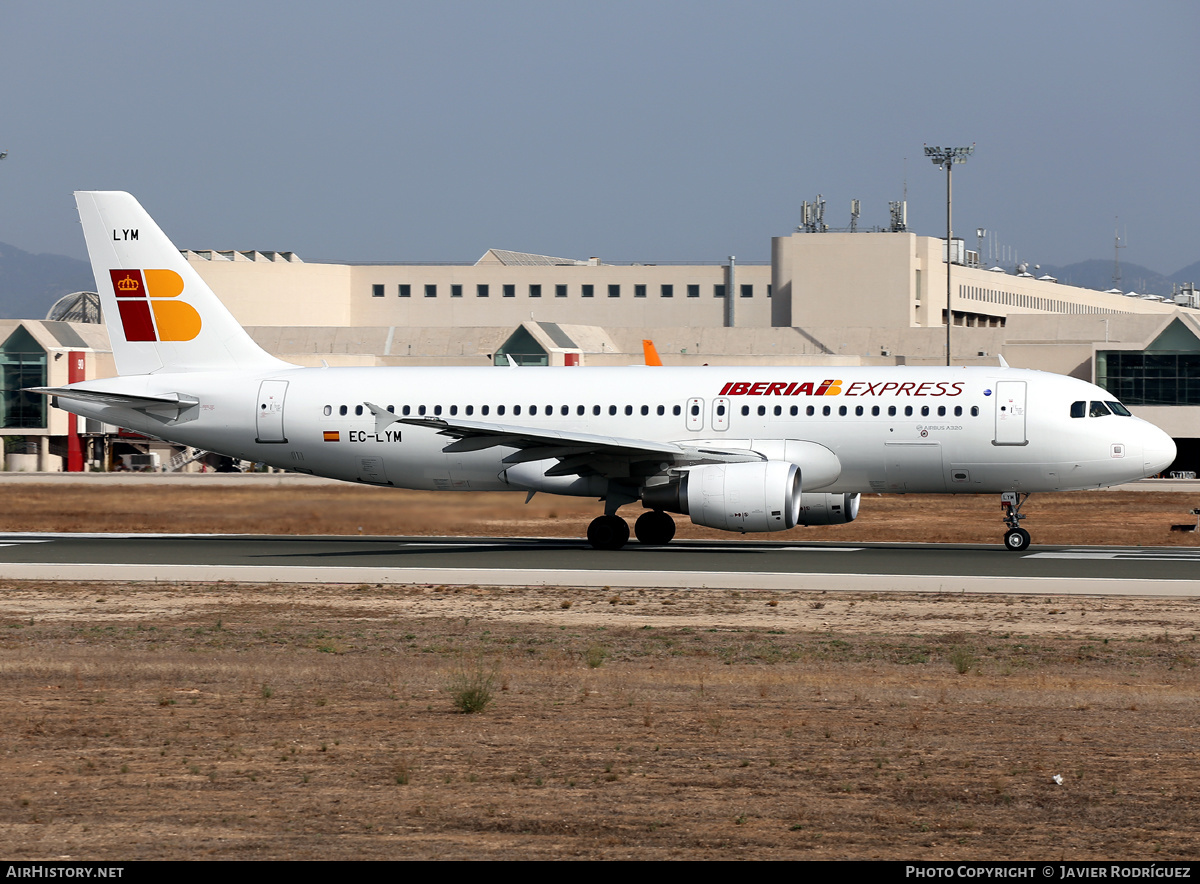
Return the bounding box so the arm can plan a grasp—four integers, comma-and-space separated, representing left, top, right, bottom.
36, 192, 1177, 551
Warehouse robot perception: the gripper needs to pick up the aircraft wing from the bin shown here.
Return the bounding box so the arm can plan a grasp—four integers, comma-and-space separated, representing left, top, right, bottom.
398, 415, 764, 479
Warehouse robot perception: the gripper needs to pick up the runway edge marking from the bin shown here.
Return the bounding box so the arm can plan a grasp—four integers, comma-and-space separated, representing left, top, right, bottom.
2, 563, 1198, 597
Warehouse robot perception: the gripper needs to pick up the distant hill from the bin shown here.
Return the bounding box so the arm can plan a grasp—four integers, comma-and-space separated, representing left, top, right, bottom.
1038, 259, 1184, 296
0, 242, 96, 320
1171, 259, 1200, 283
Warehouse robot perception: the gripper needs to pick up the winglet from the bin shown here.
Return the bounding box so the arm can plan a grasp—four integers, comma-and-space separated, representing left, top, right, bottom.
364, 401, 402, 435
642, 339, 663, 366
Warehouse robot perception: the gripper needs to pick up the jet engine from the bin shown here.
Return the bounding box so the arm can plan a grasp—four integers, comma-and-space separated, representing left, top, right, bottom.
641, 461, 802, 532
795, 492, 860, 525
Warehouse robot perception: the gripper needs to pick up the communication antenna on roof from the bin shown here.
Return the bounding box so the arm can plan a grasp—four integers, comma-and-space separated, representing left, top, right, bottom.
798, 195, 827, 233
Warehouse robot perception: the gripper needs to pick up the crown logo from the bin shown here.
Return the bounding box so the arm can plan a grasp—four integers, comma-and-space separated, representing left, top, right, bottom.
108, 268, 200, 342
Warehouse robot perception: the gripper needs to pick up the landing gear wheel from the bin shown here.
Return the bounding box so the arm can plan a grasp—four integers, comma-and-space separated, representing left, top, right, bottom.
634, 510, 676, 546
587, 515, 630, 550
1004, 527, 1031, 552
1000, 492, 1032, 552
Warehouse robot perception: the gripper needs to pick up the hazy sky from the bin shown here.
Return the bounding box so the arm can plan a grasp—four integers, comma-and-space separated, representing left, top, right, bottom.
1, 1, 1197, 273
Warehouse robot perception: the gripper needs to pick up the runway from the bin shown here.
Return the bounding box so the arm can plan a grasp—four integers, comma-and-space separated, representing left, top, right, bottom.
1, 532, 1199, 596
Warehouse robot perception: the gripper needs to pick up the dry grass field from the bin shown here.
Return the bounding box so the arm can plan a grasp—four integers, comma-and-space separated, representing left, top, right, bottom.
0, 482, 1197, 547
0, 484, 1198, 860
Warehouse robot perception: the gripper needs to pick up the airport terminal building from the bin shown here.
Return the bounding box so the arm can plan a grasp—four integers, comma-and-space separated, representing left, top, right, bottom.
3, 225, 1199, 472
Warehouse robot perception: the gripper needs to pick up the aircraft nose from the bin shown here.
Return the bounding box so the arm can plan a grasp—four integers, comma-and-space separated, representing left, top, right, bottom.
1143, 425, 1177, 476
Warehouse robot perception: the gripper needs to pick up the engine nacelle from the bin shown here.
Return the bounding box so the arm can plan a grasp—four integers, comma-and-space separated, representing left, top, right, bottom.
796, 492, 860, 525
642, 461, 801, 533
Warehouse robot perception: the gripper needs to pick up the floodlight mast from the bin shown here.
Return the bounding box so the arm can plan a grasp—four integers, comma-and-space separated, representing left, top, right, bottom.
924, 144, 974, 366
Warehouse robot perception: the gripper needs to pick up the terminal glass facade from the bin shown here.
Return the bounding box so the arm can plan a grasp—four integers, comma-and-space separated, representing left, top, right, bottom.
1097, 351, 1200, 406
0, 327, 47, 429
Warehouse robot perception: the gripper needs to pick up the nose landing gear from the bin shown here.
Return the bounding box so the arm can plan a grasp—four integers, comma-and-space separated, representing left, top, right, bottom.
1001, 492, 1031, 551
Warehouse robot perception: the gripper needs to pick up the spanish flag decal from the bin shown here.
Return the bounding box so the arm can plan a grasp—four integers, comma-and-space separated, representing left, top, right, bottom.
323, 431, 340, 442
109, 268, 201, 342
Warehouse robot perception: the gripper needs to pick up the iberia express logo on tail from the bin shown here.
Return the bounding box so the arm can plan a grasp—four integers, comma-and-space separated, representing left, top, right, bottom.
109, 269, 201, 342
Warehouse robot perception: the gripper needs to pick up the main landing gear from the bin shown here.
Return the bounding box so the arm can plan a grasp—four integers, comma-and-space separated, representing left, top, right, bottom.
586, 514, 629, 550
586, 510, 677, 550
1001, 491, 1031, 551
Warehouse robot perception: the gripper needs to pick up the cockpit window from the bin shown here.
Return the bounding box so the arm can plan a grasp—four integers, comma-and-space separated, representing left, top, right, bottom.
1089, 401, 1111, 417
1106, 401, 1132, 417
1070, 401, 1086, 418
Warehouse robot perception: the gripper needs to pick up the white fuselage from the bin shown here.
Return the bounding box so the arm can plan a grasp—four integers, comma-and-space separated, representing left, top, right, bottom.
59, 364, 1176, 495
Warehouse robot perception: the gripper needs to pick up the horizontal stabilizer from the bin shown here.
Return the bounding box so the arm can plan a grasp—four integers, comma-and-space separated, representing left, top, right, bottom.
30, 386, 198, 421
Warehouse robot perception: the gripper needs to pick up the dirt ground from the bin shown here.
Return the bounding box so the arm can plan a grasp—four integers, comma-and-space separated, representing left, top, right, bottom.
0, 486, 1198, 860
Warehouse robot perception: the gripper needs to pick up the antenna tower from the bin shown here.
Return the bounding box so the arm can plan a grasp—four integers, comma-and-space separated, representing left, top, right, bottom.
1112, 216, 1125, 290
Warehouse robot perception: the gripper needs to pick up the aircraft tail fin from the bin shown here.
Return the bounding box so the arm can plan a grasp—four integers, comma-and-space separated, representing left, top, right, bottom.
75, 191, 291, 376
642, 339, 664, 366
